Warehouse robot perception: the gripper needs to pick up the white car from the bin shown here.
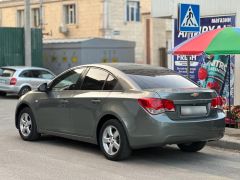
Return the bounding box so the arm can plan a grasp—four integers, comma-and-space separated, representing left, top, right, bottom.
0, 66, 55, 97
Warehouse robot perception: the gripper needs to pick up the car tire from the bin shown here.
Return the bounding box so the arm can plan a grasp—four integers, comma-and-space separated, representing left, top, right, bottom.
19, 86, 31, 97
99, 119, 132, 161
17, 107, 40, 141
177, 141, 206, 152
0, 91, 6, 96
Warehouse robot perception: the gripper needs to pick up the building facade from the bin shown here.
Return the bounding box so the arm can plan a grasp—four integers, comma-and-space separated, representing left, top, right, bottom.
0, 0, 170, 66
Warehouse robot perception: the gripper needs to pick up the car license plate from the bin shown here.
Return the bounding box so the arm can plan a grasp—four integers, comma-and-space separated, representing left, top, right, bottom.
0, 79, 5, 84
181, 106, 207, 116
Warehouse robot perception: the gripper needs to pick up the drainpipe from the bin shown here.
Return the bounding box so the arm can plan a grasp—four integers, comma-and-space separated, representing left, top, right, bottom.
103, 0, 111, 38
40, 0, 43, 29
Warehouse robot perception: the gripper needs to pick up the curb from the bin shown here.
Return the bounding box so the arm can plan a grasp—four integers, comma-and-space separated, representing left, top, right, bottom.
207, 135, 240, 151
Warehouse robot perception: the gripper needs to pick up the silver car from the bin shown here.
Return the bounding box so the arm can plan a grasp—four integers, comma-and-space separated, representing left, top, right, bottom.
15, 63, 225, 161
0, 66, 55, 97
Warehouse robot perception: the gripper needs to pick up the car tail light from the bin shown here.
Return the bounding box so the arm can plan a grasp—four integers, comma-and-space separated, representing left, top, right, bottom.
10, 78, 17, 85
211, 96, 224, 109
138, 98, 175, 115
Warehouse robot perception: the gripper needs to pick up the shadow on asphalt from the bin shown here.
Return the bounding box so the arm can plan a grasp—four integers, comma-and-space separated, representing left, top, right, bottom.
34, 135, 237, 163
37, 135, 101, 154
16, 135, 239, 179
0, 95, 19, 100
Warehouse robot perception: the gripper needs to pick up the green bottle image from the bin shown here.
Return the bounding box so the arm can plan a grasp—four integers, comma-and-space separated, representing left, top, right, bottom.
198, 55, 229, 94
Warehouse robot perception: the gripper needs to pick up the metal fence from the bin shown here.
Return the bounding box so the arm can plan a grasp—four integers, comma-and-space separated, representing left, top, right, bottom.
0, 27, 42, 67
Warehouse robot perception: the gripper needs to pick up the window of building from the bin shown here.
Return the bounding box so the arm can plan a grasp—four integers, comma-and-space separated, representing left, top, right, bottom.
17, 10, 24, 27
64, 4, 76, 24
32, 8, 40, 28
126, 1, 140, 22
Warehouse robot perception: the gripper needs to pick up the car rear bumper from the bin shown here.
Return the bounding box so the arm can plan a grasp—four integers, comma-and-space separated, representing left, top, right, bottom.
0, 84, 20, 93
125, 111, 225, 149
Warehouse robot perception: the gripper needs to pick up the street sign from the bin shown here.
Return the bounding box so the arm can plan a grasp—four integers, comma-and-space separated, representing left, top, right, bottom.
178, 3, 200, 32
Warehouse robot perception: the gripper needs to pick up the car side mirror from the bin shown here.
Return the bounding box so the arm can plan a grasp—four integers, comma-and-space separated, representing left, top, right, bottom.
38, 83, 48, 92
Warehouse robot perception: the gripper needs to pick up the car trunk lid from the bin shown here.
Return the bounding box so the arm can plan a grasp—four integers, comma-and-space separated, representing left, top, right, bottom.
151, 88, 216, 120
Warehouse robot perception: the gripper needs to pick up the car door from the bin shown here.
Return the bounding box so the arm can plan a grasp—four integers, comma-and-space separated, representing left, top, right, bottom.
18, 70, 33, 87
36, 68, 86, 134
69, 67, 121, 137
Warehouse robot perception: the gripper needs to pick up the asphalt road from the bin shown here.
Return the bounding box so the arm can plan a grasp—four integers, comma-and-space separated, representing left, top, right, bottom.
0, 96, 240, 180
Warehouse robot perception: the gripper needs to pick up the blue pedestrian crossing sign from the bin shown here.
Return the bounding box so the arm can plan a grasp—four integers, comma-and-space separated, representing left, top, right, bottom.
178, 3, 200, 32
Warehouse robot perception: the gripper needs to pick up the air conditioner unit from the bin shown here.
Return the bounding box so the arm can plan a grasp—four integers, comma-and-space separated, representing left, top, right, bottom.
59, 25, 68, 34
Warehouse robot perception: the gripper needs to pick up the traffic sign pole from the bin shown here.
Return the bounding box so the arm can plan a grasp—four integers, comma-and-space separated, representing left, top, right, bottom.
187, 56, 190, 79
178, 3, 200, 79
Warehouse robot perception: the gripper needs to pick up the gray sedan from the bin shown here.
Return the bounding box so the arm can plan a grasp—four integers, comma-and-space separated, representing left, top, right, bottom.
0, 66, 55, 97
15, 63, 225, 161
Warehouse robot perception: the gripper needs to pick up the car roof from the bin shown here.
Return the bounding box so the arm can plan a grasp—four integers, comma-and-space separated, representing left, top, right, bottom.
0, 66, 50, 71
81, 63, 173, 75
102, 63, 169, 71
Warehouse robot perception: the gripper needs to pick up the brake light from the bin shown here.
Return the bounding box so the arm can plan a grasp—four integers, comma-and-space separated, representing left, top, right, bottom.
211, 96, 224, 109
138, 98, 175, 115
10, 78, 17, 85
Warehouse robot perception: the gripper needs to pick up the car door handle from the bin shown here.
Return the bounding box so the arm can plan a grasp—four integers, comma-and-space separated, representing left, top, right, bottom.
91, 99, 101, 104
60, 99, 69, 103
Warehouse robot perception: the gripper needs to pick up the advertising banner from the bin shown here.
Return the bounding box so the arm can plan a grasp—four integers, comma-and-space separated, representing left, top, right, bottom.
173, 16, 235, 104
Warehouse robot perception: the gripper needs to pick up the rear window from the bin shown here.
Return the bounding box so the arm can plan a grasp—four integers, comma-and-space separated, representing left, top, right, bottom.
124, 69, 198, 89
0, 68, 16, 77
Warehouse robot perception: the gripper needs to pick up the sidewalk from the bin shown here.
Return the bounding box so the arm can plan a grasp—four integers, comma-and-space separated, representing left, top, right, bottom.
208, 128, 240, 151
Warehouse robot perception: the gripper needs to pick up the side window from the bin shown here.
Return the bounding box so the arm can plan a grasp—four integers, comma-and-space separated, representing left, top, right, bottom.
31, 70, 41, 78
51, 68, 85, 91
81, 68, 108, 90
39, 70, 54, 80
20, 70, 33, 78
103, 74, 122, 90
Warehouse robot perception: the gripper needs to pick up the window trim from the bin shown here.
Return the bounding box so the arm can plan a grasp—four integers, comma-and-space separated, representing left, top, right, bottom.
16, 9, 25, 27
63, 4, 77, 25
19, 70, 33, 78
38, 70, 55, 80
126, 0, 140, 22
32, 7, 41, 28
80, 67, 123, 92
49, 67, 87, 91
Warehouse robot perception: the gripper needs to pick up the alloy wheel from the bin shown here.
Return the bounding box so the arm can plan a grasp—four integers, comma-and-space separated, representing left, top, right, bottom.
102, 125, 121, 156
19, 113, 32, 137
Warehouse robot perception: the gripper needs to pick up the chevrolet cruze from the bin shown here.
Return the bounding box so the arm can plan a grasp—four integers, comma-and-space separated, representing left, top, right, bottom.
15, 63, 225, 161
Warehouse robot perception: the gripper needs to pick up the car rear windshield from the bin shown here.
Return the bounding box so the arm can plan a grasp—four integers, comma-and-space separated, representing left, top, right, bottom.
124, 69, 198, 89
0, 68, 16, 77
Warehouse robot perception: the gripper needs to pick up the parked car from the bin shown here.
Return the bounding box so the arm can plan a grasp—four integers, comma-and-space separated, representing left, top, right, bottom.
15, 63, 225, 161
0, 66, 55, 97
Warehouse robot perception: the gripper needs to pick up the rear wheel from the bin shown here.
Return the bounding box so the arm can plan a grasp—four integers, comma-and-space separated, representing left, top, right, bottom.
18, 86, 31, 97
177, 141, 206, 152
18, 107, 40, 141
99, 119, 132, 161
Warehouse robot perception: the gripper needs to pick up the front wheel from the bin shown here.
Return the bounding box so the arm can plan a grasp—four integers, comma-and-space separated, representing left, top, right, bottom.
177, 141, 206, 152
99, 119, 132, 161
18, 107, 40, 141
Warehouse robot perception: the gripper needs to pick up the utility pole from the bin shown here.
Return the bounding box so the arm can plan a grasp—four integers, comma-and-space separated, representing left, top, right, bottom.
24, 0, 32, 66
